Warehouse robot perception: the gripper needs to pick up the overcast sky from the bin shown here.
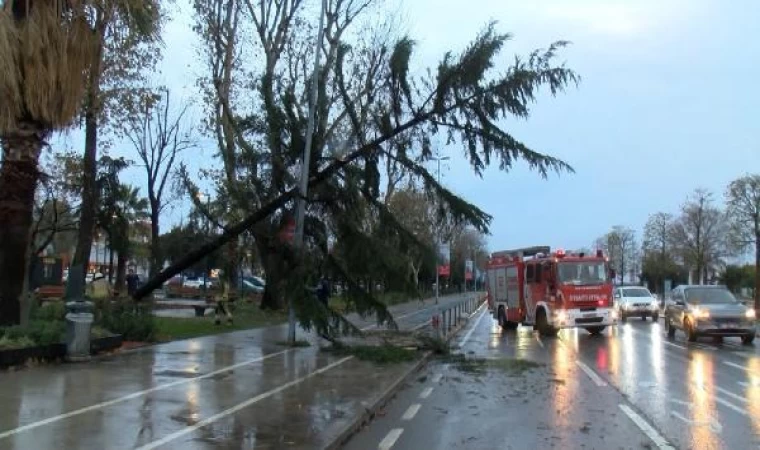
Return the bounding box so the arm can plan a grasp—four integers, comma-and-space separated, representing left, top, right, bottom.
64, 0, 759, 255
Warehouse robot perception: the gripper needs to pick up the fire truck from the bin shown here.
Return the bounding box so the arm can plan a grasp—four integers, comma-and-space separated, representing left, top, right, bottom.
486, 246, 617, 336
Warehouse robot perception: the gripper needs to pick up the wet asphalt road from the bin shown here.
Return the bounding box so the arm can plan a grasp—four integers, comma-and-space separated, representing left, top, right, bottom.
0, 294, 476, 450
344, 309, 760, 450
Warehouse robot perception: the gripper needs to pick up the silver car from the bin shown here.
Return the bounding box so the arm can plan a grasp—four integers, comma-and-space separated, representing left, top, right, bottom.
664, 285, 756, 344
614, 286, 659, 322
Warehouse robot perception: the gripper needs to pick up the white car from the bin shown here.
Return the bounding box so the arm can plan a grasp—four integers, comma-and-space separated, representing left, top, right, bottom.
614, 286, 660, 322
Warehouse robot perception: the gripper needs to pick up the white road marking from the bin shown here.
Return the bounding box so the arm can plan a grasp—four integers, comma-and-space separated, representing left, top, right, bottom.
715, 396, 748, 416
411, 321, 429, 331
420, 387, 434, 399
401, 403, 421, 421
716, 386, 748, 404
431, 373, 442, 384
724, 360, 751, 372
619, 404, 675, 449
136, 356, 353, 450
663, 341, 688, 351
576, 360, 608, 387
458, 307, 488, 347
0, 349, 291, 440
535, 335, 545, 348
669, 399, 694, 408
378, 428, 404, 450
670, 411, 722, 433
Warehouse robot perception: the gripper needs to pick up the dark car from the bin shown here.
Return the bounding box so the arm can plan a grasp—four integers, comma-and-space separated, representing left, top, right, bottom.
664, 285, 756, 344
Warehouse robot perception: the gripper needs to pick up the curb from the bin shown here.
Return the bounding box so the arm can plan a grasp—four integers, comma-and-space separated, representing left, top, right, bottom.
323, 296, 485, 450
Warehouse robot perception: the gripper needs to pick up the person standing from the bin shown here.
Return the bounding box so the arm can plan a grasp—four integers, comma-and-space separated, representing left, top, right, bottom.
126, 269, 139, 298
316, 275, 330, 308
214, 270, 233, 325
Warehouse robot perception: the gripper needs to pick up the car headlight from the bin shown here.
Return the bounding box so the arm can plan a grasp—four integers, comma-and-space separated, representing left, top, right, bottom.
691, 307, 709, 319
746, 309, 756, 320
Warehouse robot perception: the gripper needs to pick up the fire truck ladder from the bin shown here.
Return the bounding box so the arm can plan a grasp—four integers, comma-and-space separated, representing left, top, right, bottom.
491, 246, 551, 260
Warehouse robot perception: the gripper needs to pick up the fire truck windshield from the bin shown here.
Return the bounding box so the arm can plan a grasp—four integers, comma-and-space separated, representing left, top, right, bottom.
557, 261, 608, 286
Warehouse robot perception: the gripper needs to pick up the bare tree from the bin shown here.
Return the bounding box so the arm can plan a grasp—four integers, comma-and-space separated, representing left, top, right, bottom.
725, 174, 760, 309
597, 226, 637, 284
125, 88, 193, 276
671, 189, 728, 284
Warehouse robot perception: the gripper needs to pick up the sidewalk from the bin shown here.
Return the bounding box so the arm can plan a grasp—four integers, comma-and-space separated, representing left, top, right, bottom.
0, 293, 483, 450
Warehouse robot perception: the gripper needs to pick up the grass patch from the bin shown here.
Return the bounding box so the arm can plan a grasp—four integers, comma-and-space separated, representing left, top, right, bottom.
153, 303, 287, 341
330, 343, 418, 364
444, 354, 543, 376
276, 339, 311, 348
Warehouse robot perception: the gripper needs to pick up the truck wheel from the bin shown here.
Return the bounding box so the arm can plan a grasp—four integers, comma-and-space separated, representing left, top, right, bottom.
585, 326, 605, 335
651, 313, 659, 322
537, 309, 558, 337
497, 306, 506, 327
498, 307, 518, 331
742, 334, 755, 345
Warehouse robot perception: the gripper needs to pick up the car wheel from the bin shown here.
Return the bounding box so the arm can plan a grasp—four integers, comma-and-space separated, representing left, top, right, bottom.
666, 318, 676, 338
620, 310, 627, 323
686, 320, 698, 342
652, 313, 659, 322
742, 334, 755, 345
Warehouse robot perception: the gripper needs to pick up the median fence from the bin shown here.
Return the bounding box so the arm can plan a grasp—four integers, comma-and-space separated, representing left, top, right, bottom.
431, 293, 486, 338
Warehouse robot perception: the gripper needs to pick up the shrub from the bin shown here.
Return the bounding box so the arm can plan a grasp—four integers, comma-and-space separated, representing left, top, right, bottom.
33, 302, 66, 322
97, 300, 155, 342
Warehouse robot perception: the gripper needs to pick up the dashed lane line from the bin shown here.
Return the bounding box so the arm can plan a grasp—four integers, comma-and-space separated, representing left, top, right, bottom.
431, 373, 442, 384
419, 387, 433, 399
575, 360, 608, 387
378, 428, 404, 450
401, 404, 421, 421
619, 404, 676, 450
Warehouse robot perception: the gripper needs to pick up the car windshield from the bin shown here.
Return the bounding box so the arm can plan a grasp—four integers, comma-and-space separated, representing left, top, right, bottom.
685, 288, 738, 305
557, 261, 608, 285
622, 288, 651, 297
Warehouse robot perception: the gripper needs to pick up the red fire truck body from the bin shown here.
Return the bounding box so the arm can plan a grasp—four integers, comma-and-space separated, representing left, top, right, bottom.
486, 246, 617, 336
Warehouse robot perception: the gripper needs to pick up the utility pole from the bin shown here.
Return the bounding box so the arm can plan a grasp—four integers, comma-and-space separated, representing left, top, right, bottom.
433, 155, 449, 305
290, 0, 327, 344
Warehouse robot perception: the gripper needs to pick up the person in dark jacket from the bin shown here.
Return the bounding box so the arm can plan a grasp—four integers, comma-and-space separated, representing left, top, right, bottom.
316, 276, 330, 308
126, 269, 139, 297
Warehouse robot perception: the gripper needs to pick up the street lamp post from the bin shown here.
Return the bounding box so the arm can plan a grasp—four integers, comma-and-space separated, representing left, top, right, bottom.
433, 155, 450, 305
289, 0, 327, 344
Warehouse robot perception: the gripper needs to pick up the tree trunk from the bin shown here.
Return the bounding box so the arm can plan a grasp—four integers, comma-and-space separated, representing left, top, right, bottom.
115, 252, 128, 295
256, 233, 284, 310
0, 122, 47, 325
149, 206, 161, 277
755, 237, 760, 312
108, 237, 115, 283
71, 100, 100, 293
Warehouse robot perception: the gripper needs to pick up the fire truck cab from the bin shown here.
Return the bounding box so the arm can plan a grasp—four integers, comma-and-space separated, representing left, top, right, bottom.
487, 246, 617, 336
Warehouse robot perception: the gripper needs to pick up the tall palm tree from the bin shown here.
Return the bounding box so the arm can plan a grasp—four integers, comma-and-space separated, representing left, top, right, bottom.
0, 1, 158, 324
0, 1, 98, 325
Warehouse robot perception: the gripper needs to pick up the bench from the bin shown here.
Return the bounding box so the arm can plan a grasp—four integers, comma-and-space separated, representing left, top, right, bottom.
36, 285, 65, 301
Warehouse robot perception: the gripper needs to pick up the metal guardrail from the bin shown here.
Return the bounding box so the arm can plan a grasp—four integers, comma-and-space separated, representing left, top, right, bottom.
431, 294, 486, 338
